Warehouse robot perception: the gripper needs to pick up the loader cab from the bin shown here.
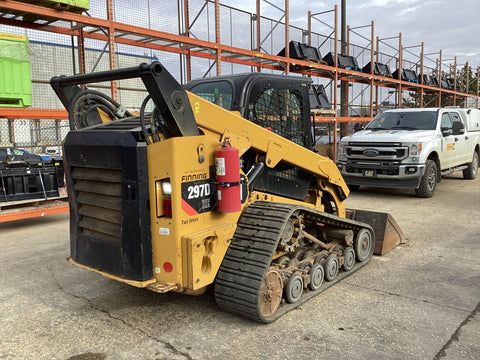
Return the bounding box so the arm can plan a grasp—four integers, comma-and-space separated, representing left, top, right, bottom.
185, 73, 313, 149
186, 73, 315, 202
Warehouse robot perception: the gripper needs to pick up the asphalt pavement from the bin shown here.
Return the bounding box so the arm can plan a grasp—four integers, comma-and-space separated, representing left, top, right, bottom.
0, 172, 479, 360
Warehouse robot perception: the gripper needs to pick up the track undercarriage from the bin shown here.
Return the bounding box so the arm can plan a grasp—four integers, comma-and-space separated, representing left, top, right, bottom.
214, 201, 375, 323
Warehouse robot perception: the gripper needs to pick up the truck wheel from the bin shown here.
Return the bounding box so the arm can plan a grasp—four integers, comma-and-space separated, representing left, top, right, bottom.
463, 151, 479, 180
415, 159, 437, 198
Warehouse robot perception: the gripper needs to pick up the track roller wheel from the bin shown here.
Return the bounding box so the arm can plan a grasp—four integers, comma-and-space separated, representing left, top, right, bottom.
308, 263, 324, 291
259, 269, 284, 318
314, 252, 327, 266
299, 261, 313, 273
284, 273, 303, 303
354, 228, 374, 262
342, 247, 356, 272
324, 254, 339, 281
275, 255, 290, 266
333, 245, 345, 256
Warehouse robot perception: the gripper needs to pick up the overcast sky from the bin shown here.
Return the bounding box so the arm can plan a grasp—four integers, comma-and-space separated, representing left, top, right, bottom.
221, 0, 479, 72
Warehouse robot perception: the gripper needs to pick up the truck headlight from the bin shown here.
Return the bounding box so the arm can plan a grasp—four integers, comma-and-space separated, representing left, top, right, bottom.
337, 143, 346, 161
409, 143, 422, 156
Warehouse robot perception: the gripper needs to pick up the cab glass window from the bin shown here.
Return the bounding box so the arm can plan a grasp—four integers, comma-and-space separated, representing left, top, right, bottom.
441, 113, 453, 130
250, 88, 305, 146
188, 81, 233, 110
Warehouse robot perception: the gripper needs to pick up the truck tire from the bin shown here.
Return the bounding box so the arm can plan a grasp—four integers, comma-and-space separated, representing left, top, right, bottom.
415, 159, 437, 198
462, 151, 478, 180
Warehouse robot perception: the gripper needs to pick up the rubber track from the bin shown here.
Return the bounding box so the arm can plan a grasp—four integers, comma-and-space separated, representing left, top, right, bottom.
214, 201, 374, 323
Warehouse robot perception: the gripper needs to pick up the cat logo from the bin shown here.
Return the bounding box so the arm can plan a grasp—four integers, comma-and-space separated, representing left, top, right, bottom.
446, 143, 455, 151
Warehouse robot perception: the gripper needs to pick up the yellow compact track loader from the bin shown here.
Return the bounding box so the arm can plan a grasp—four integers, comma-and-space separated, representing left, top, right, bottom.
51, 62, 403, 322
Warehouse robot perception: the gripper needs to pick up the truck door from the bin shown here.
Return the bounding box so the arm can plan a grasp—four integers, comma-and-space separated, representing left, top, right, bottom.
449, 112, 468, 165
440, 112, 457, 169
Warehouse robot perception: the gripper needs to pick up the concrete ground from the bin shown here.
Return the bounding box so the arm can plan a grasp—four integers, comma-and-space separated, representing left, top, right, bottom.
0, 172, 479, 360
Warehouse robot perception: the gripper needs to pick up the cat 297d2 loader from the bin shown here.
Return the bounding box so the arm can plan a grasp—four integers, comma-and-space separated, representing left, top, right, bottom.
51, 62, 403, 323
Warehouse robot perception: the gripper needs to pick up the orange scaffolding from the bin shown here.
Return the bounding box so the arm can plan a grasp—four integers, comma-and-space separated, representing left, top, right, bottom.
0, 0, 478, 115
0, 199, 69, 223
0, 0, 479, 220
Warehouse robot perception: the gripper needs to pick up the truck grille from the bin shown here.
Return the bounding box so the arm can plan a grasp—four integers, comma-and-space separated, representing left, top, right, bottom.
344, 143, 408, 161
72, 167, 122, 244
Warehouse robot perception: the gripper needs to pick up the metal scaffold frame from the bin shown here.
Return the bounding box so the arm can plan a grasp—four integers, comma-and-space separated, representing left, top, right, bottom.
0, 0, 478, 120
0, 0, 478, 220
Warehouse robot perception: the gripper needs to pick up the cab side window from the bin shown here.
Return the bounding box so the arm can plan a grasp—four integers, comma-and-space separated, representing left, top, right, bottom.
251, 88, 305, 147
441, 113, 453, 136
441, 113, 452, 131
449, 113, 464, 135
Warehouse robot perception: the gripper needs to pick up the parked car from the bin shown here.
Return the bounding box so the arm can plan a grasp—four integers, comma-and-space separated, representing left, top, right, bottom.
0, 147, 62, 161
0, 147, 44, 164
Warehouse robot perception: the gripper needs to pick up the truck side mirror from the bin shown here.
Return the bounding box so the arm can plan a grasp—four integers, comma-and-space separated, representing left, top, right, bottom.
452, 121, 465, 135
354, 123, 365, 133
441, 128, 453, 137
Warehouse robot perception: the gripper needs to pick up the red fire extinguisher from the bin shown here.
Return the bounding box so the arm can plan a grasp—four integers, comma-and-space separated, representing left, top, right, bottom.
215, 137, 241, 213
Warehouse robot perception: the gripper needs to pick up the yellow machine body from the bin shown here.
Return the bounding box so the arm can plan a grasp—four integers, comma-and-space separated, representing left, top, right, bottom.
55, 62, 404, 322
144, 92, 348, 293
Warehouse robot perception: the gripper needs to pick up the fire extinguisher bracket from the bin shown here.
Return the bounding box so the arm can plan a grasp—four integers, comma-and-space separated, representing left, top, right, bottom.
214, 179, 246, 188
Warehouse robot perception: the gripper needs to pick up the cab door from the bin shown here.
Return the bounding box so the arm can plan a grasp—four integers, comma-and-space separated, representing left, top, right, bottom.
440, 112, 457, 169
449, 112, 468, 165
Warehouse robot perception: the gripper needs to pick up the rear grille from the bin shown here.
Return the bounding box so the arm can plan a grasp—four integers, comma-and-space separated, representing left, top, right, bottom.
72, 167, 122, 244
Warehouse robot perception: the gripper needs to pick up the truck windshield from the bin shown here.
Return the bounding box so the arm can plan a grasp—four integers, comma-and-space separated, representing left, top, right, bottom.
366, 111, 437, 131
188, 81, 233, 110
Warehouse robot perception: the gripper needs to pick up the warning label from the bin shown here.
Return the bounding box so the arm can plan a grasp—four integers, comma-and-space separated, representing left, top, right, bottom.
215, 157, 226, 176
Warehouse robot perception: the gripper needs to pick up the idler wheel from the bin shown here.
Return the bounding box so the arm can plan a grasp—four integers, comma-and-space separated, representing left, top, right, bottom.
259, 269, 283, 318
355, 229, 373, 262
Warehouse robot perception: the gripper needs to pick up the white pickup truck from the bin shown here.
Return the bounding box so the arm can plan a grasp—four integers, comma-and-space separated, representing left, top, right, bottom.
336, 107, 480, 197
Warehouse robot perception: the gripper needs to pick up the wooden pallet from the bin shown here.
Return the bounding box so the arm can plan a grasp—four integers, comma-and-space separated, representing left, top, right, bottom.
0, 194, 68, 222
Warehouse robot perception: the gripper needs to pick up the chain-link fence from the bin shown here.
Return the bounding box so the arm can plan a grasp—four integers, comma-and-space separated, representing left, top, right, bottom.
0, 0, 478, 156
0, 118, 67, 156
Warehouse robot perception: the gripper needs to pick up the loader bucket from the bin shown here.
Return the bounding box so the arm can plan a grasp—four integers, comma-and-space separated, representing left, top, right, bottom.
347, 209, 405, 255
